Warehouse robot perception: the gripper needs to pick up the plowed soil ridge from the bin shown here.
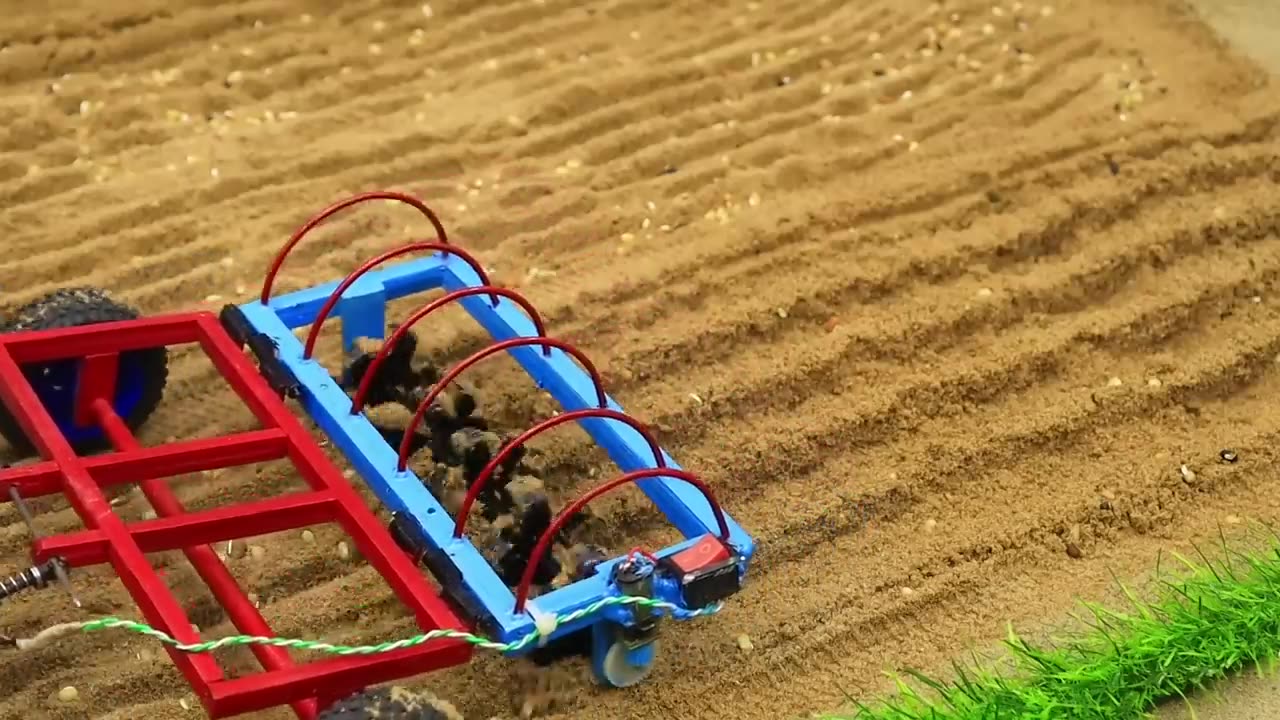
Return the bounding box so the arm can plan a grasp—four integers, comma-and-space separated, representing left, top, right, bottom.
0, 1, 1278, 719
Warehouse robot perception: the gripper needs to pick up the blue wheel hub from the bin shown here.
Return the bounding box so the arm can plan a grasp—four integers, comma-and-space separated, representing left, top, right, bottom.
23, 352, 152, 446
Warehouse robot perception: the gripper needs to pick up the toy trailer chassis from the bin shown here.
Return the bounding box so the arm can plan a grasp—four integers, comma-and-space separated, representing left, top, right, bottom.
0, 312, 471, 719
231, 192, 756, 668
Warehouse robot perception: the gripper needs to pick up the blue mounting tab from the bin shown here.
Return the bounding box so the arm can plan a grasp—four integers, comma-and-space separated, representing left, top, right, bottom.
236, 249, 755, 646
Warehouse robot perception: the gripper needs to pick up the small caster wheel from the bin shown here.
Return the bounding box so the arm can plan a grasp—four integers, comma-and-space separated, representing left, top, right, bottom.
318, 686, 464, 719
591, 623, 658, 688
0, 288, 168, 455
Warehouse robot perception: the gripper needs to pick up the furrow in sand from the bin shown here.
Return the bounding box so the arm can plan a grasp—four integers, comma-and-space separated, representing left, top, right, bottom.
85, 127, 1254, 443
2, 65, 1121, 316
0, 0, 864, 216
0, 2, 932, 259
0, 44, 1167, 324
0, 0, 589, 88
2, 45, 1083, 309
549, 144, 1277, 380
496, 115, 1275, 332
729, 304, 1280, 563
559, 151, 1278, 410
0, 0, 280, 83
549, 218, 1280, 532
0, 0, 1068, 267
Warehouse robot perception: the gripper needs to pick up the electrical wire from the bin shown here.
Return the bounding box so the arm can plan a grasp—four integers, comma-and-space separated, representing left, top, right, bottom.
7, 596, 721, 656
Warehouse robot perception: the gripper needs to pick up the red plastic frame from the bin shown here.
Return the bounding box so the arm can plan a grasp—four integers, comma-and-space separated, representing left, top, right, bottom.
260, 191, 451, 305
302, 242, 497, 360
452, 408, 666, 538
0, 313, 472, 719
396, 336, 607, 471
513, 468, 731, 612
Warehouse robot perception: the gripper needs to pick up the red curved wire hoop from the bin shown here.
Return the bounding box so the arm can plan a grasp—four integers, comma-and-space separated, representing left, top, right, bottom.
451, 408, 666, 538
350, 286, 550, 413
396, 337, 607, 471
513, 467, 731, 613
302, 243, 494, 360
261, 191, 450, 304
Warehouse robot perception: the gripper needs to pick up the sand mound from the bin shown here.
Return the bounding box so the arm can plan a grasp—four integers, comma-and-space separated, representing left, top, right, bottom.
1, 0, 1278, 718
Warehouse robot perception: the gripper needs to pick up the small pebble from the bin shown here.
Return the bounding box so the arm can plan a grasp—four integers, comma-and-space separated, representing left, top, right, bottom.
1106, 376, 1123, 387
736, 634, 754, 651
922, 518, 937, 533
1147, 377, 1162, 387
1065, 542, 1083, 559
58, 687, 79, 703
249, 544, 266, 560
1179, 464, 1197, 483
900, 586, 915, 597
336, 541, 351, 560
1219, 449, 1238, 463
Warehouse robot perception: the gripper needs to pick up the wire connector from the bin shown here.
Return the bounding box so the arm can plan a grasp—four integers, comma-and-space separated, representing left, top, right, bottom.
525, 603, 559, 648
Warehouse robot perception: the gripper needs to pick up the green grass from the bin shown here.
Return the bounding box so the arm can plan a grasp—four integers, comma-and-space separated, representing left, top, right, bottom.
823, 534, 1280, 720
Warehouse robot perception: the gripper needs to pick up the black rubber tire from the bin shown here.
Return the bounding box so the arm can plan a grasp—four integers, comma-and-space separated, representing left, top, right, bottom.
318, 687, 464, 720
0, 288, 168, 456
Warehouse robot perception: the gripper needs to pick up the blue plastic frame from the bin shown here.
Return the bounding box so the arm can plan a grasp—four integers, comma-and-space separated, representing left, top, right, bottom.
236, 250, 755, 648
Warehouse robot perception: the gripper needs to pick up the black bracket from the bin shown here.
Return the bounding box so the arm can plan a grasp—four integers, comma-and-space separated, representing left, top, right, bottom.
219, 305, 302, 399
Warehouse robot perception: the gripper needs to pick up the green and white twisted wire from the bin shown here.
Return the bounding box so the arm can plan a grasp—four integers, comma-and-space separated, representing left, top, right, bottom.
18, 596, 721, 656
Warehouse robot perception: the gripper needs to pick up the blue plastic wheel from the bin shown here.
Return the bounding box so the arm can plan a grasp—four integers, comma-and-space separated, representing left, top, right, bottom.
591, 622, 658, 688
0, 288, 168, 455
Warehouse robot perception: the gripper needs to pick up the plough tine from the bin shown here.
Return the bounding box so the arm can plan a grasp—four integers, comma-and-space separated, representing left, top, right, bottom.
7, 486, 81, 608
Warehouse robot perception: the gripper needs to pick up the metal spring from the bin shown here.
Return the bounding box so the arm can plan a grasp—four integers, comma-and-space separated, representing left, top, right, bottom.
0, 558, 64, 602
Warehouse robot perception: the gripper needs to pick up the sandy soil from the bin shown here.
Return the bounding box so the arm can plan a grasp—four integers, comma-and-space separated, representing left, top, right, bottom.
1, 0, 1279, 719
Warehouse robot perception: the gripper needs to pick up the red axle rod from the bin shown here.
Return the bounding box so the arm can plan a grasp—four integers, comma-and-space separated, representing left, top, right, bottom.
397, 337, 607, 471
261, 191, 450, 304
513, 467, 731, 613
452, 408, 665, 538
350, 286, 549, 413
302, 242, 494, 360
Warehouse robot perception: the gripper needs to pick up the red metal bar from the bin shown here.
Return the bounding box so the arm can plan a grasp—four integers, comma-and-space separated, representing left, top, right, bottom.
86, 428, 290, 488
2, 313, 474, 717
398, 337, 607, 471
195, 314, 472, 653
3, 312, 200, 364
34, 491, 338, 568
514, 468, 731, 612
0, 430, 288, 499
91, 397, 319, 719
453, 408, 665, 538
350, 285, 550, 412
302, 242, 496, 360
0, 345, 224, 692
207, 641, 472, 718
261, 191, 450, 304
74, 352, 119, 426
0, 460, 60, 498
